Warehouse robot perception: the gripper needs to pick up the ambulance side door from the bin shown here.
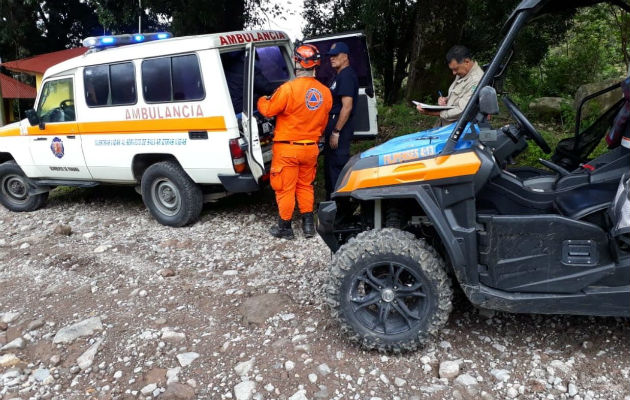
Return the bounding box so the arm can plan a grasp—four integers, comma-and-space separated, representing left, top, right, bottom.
28, 76, 92, 179
305, 32, 378, 138
242, 43, 265, 181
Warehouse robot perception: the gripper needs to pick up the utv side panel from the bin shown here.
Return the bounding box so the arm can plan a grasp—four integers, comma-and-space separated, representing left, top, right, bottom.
478, 214, 614, 293
474, 283, 630, 317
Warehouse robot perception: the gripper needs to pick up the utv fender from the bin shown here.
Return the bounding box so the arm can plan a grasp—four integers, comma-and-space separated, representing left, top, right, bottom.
344, 184, 471, 284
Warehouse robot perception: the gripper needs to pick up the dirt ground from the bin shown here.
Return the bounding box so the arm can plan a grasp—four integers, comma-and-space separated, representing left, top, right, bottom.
0, 186, 629, 400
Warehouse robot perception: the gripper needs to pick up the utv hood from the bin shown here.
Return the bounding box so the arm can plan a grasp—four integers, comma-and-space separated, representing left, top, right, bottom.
361, 123, 477, 167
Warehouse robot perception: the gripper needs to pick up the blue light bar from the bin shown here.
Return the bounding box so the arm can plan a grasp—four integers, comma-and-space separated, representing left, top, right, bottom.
82, 32, 173, 49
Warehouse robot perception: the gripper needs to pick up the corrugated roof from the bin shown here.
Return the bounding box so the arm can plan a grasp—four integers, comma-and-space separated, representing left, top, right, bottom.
1, 47, 87, 75
0, 73, 36, 99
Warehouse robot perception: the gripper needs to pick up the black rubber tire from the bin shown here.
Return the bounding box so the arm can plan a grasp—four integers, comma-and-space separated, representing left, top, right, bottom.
326, 228, 452, 353
0, 161, 48, 212
140, 161, 203, 227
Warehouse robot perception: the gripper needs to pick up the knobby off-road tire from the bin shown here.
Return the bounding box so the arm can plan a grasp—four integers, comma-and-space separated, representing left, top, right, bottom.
326, 228, 453, 353
0, 161, 48, 212
140, 161, 203, 227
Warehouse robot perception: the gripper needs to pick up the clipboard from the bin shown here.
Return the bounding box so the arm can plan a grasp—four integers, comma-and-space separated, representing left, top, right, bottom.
412, 100, 454, 111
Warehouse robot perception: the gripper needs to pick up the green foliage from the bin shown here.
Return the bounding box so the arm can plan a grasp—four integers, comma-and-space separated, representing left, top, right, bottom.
505, 5, 628, 98
0, 0, 102, 59
303, 0, 417, 105
0, 0, 278, 62
88, 0, 165, 35
375, 102, 434, 143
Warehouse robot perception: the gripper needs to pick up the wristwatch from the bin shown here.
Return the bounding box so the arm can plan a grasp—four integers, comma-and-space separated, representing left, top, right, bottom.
332, 128, 341, 135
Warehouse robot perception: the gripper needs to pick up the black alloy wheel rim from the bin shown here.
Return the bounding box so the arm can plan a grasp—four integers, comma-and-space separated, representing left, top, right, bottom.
348, 260, 431, 336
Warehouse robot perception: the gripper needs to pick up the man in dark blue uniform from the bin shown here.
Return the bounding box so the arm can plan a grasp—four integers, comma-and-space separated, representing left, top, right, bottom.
324, 42, 359, 200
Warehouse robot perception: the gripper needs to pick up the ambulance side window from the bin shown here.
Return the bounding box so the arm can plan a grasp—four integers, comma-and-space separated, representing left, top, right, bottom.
255, 46, 289, 83
142, 58, 171, 102
172, 55, 204, 101
38, 78, 75, 123
110, 63, 136, 105
84, 62, 136, 107
142, 54, 205, 103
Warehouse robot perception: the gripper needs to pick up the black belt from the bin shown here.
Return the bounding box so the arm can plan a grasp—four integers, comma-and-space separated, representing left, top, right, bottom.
274, 141, 317, 146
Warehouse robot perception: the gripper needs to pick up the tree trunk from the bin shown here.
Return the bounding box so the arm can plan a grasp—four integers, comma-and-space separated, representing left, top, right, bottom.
406, 0, 467, 103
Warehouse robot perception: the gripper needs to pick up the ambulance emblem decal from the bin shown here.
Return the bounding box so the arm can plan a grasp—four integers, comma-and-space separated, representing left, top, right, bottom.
50, 137, 65, 159
305, 88, 323, 110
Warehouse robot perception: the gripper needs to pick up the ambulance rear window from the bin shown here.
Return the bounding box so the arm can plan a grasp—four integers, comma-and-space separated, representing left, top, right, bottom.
84, 62, 136, 107
142, 54, 205, 103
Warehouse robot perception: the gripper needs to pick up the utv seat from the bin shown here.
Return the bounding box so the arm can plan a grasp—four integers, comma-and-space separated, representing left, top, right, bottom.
554, 180, 620, 220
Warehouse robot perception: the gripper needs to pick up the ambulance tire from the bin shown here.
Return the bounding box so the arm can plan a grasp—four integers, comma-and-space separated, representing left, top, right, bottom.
141, 161, 203, 227
0, 161, 48, 212
326, 228, 452, 353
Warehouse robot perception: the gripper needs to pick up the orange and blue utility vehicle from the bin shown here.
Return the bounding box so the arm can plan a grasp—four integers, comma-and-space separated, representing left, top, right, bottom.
317, 0, 630, 352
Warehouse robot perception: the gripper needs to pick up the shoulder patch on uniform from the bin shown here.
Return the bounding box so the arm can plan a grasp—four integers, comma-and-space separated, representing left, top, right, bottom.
305, 88, 323, 110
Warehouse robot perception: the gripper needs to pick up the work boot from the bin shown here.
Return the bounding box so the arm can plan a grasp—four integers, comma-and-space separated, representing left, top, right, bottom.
301, 212, 315, 238
270, 218, 294, 239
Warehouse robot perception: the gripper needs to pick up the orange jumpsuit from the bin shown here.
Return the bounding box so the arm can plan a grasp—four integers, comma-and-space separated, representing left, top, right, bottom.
258, 76, 333, 221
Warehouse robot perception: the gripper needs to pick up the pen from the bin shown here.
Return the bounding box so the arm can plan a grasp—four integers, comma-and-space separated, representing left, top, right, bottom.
438, 90, 443, 98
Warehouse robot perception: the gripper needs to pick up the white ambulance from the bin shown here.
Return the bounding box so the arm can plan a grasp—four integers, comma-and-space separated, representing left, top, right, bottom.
0, 31, 377, 226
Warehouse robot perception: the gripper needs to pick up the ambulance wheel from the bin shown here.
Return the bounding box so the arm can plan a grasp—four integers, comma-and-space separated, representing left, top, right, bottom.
141, 161, 203, 227
0, 161, 48, 212
326, 228, 452, 353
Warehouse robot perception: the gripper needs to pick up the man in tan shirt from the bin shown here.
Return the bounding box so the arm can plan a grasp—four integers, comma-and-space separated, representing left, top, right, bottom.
417, 45, 484, 126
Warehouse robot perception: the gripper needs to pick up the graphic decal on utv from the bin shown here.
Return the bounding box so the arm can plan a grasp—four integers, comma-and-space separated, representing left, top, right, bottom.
50, 137, 65, 158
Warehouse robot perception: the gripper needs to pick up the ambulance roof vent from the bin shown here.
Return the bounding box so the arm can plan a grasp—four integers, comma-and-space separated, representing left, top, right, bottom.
82, 32, 173, 50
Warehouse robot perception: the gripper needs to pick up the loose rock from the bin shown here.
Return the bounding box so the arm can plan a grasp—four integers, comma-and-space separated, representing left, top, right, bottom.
53, 317, 103, 344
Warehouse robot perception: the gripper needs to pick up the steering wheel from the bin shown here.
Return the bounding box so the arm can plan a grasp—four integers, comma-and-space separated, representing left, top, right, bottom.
502, 96, 551, 154
60, 99, 74, 110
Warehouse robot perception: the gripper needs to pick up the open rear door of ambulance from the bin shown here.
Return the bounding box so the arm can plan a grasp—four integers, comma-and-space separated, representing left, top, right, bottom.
242, 43, 265, 181
305, 31, 377, 138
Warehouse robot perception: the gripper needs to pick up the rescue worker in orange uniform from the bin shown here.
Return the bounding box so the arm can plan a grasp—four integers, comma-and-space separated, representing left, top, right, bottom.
258, 44, 333, 239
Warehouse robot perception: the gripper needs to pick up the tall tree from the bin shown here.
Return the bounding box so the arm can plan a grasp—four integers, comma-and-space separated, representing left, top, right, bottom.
0, 0, 44, 61
144, 0, 282, 36
0, 0, 102, 60
406, 0, 467, 103
88, 0, 165, 35
303, 0, 417, 105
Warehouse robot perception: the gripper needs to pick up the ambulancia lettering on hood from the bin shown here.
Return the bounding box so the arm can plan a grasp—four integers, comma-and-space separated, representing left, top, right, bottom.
124, 104, 204, 120
362, 123, 478, 166
219, 31, 287, 46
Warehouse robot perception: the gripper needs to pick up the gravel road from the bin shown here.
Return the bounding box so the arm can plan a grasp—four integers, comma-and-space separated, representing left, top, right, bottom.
0, 186, 628, 400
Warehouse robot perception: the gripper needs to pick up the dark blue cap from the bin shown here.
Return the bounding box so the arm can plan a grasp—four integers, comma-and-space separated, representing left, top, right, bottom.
327, 42, 350, 55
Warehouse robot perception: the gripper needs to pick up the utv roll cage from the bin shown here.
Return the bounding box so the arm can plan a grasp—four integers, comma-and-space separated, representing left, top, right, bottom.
442, 0, 630, 155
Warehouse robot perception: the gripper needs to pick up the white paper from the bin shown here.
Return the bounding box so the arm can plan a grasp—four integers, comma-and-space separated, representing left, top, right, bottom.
412, 100, 454, 111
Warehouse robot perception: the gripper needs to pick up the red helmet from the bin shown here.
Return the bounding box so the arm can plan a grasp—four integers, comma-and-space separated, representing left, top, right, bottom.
294, 44, 321, 69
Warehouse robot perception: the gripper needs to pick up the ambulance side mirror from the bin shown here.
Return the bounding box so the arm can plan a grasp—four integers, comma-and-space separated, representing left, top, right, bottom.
25, 109, 41, 127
